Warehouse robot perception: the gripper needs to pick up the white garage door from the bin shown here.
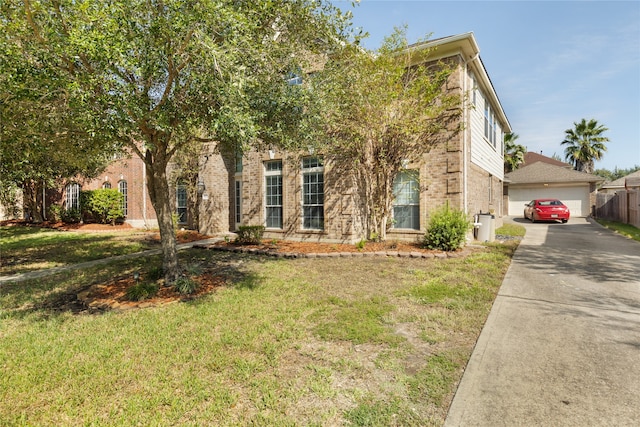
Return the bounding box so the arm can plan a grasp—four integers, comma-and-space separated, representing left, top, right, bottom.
508, 186, 590, 217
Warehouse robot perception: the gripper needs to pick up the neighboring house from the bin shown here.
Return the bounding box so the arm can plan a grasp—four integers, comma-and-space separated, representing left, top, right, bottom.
196, 32, 511, 243
505, 160, 603, 217
520, 151, 572, 169
51, 32, 511, 243
599, 170, 640, 194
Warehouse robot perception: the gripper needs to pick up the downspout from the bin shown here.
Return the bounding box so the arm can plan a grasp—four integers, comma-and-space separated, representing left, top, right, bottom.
42, 180, 46, 221
462, 52, 480, 215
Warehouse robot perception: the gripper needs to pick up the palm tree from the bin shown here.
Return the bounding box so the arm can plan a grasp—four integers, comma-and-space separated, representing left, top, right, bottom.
561, 119, 609, 173
504, 133, 526, 173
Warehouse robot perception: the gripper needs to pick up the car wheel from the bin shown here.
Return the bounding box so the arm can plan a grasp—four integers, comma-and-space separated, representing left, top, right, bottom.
562, 219, 568, 223
531, 215, 535, 223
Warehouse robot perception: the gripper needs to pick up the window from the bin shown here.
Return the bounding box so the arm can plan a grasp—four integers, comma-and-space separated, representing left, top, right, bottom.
484, 100, 498, 148
176, 182, 187, 224
302, 157, 324, 230
235, 180, 242, 227
265, 161, 283, 229
118, 180, 128, 216
65, 183, 81, 211
235, 149, 243, 174
102, 181, 111, 189
393, 171, 420, 230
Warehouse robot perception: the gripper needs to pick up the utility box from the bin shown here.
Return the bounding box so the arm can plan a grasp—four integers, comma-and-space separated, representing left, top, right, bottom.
476, 213, 495, 242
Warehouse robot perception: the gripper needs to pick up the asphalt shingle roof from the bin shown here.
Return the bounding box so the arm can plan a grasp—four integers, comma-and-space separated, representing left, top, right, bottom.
505, 162, 603, 184
601, 170, 640, 188
521, 152, 571, 169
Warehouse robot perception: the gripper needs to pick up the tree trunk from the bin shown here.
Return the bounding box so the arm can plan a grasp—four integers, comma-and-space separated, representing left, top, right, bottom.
23, 180, 43, 223
145, 152, 180, 284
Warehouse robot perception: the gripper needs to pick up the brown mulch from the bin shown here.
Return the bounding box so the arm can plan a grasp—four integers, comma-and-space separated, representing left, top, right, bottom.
206, 239, 461, 256
77, 273, 226, 313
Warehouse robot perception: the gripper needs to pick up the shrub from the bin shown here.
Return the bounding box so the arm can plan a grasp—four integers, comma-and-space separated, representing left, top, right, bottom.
146, 265, 164, 281
126, 281, 159, 301
235, 225, 265, 245
61, 208, 82, 224
81, 189, 124, 224
47, 205, 62, 222
423, 203, 471, 251
174, 276, 199, 295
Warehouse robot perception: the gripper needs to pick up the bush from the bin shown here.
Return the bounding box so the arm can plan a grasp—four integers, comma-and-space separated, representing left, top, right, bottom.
126, 281, 159, 301
47, 205, 62, 222
423, 203, 471, 251
235, 225, 265, 245
81, 189, 124, 224
61, 208, 82, 224
174, 276, 199, 295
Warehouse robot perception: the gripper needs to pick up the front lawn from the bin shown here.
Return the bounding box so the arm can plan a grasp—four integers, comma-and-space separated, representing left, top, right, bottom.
0, 225, 158, 275
595, 219, 640, 242
0, 236, 519, 426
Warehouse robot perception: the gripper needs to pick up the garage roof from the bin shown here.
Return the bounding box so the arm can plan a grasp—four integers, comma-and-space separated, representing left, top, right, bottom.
505, 162, 603, 184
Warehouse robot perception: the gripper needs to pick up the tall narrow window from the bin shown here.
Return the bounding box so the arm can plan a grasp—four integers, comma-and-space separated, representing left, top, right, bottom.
235, 180, 242, 227
176, 182, 187, 224
118, 180, 128, 216
302, 157, 324, 230
102, 181, 111, 189
65, 183, 81, 211
265, 160, 283, 229
392, 171, 420, 230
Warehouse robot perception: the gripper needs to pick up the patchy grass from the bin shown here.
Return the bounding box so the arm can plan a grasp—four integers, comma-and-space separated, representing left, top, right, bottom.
496, 223, 526, 237
595, 219, 640, 242
0, 238, 520, 426
0, 225, 157, 275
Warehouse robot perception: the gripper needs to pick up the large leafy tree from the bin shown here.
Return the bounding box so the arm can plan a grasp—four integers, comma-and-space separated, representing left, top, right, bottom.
3, 0, 350, 282
503, 133, 526, 173
0, 32, 114, 221
308, 28, 462, 241
561, 118, 609, 173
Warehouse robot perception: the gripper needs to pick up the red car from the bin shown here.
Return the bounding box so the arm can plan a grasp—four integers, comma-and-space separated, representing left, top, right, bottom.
524, 199, 570, 223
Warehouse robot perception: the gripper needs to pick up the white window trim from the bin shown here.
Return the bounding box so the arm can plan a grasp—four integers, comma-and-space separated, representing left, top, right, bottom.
264, 160, 283, 229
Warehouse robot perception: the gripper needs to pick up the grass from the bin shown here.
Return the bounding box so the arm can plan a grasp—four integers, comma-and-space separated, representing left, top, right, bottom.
595, 219, 640, 242
496, 223, 526, 237
0, 226, 521, 426
0, 225, 157, 275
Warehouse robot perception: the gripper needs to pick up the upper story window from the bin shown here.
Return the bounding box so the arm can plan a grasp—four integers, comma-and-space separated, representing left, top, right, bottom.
484, 101, 498, 148
65, 183, 81, 211
392, 171, 420, 230
102, 181, 111, 189
302, 157, 324, 230
264, 160, 283, 229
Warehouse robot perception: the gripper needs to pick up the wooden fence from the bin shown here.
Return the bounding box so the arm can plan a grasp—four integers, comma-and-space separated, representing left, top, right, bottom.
595, 189, 640, 228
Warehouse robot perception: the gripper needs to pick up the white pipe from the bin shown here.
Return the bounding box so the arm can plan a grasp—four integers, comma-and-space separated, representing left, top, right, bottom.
42, 180, 46, 220
462, 52, 480, 216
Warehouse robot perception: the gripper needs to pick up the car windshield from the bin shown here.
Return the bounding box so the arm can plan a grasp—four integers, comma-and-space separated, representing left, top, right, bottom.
538, 200, 562, 206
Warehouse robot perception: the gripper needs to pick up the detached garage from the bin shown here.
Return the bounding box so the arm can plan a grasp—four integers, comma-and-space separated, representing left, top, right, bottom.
505, 162, 603, 217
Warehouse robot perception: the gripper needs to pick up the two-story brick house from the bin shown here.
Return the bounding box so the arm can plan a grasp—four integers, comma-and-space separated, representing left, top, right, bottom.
64, 32, 510, 243
192, 32, 510, 243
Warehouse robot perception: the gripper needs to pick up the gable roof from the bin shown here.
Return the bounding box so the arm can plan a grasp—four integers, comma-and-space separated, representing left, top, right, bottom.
505, 161, 603, 185
521, 152, 571, 169
601, 169, 640, 189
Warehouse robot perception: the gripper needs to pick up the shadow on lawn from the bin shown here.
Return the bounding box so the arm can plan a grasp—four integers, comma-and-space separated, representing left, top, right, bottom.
1, 251, 264, 319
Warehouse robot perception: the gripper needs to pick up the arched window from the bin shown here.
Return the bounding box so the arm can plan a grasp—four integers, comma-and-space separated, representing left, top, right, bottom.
65, 183, 81, 211
102, 181, 111, 189
118, 180, 128, 216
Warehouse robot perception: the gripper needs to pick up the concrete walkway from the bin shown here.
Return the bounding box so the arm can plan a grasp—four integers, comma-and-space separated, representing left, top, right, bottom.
0, 237, 225, 285
445, 217, 640, 426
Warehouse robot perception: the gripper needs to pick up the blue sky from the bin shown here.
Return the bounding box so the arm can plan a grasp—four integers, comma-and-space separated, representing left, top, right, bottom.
333, 0, 640, 171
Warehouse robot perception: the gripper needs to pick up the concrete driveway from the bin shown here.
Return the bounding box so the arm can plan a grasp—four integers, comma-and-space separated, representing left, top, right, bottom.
445, 217, 640, 426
